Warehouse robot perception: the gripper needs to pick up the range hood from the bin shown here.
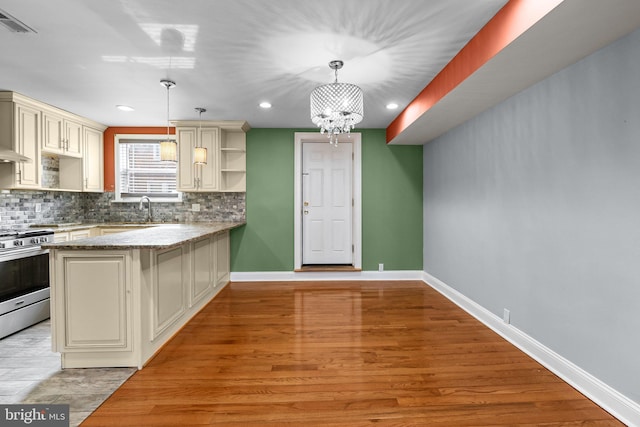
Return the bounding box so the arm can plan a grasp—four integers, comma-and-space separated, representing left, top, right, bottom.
0, 149, 32, 163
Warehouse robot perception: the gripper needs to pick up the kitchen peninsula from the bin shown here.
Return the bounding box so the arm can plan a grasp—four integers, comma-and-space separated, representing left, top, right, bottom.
43, 222, 244, 369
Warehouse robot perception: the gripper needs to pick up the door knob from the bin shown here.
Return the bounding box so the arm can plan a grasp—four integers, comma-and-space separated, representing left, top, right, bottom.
304, 210, 309, 215
303, 201, 309, 206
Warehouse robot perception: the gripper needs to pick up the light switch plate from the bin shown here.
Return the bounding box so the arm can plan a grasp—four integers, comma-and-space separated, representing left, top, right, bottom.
192, 203, 200, 212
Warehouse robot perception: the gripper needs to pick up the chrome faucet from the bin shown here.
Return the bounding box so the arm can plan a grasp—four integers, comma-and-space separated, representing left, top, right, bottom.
139, 196, 152, 222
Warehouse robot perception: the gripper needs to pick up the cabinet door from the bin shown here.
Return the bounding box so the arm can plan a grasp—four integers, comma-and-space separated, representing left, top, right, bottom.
177, 127, 197, 191
70, 229, 92, 240
152, 246, 186, 338
83, 126, 104, 191
42, 110, 64, 153
191, 237, 213, 306
58, 253, 130, 350
15, 103, 41, 188
214, 231, 230, 288
199, 127, 219, 191
64, 119, 83, 157
54, 232, 70, 242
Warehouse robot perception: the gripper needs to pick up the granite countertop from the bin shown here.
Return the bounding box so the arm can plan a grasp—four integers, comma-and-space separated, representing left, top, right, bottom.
34, 222, 160, 232
42, 222, 245, 250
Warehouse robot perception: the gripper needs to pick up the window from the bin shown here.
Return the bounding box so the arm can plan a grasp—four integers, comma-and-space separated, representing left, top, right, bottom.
114, 134, 181, 201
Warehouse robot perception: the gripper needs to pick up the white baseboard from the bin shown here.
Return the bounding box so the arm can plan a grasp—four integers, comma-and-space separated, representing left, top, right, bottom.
230, 270, 423, 282
422, 271, 640, 427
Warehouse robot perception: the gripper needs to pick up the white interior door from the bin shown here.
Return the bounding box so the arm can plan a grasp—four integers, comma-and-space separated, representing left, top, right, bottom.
302, 142, 352, 265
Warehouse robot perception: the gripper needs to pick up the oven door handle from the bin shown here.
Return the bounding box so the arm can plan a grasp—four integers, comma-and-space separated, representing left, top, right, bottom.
0, 247, 49, 262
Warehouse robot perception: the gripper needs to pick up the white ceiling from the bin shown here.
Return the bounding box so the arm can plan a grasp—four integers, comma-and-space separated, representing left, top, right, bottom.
0, 0, 508, 129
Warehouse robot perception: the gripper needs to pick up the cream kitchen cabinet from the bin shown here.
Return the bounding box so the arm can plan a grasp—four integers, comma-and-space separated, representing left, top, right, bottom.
51, 251, 132, 353
174, 120, 249, 193
47, 224, 237, 369
214, 231, 230, 287
42, 109, 82, 157
0, 94, 42, 189
188, 231, 229, 307
69, 228, 93, 240
82, 126, 104, 191
53, 232, 70, 243
54, 227, 97, 242
191, 235, 215, 306
176, 126, 219, 191
219, 127, 247, 192
0, 91, 105, 192
99, 225, 151, 236
57, 125, 105, 192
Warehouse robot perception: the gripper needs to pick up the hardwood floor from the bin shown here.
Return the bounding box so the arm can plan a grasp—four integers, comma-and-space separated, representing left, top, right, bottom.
83, 281, 622, 426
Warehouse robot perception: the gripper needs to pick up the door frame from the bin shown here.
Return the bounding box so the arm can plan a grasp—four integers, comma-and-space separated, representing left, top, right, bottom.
294, 132, 362, 270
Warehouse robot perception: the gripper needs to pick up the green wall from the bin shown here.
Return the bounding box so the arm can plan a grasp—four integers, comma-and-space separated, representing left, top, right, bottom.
230, 128, 422, 272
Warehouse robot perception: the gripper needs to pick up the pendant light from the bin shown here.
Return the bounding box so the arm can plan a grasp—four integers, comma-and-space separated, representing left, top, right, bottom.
193, 107, 207, 165
159, 79, 177, 162
310, 60, 363, 146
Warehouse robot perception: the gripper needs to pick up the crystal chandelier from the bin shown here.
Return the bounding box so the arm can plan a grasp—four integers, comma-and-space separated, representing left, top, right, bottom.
159, 79, 177, 162
310, 60, 363, 146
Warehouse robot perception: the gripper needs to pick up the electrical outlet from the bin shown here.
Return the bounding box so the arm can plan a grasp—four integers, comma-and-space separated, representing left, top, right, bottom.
378, 263, 384, 272
35, 203, 41, 212
503, 308, 510, 324
192, 203, 200, 212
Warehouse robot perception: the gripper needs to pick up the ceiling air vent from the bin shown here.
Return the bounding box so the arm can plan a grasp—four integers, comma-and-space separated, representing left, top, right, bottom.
0, 9, 36, 33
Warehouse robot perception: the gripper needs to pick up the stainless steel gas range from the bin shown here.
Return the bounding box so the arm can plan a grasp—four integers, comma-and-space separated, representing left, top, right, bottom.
0, 227, 54, 339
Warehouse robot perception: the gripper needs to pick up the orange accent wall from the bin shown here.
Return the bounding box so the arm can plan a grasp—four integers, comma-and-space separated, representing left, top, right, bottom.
386, 0, 564, 143
103, 127, 175, 192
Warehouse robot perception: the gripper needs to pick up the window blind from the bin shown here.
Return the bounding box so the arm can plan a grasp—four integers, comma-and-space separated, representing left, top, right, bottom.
118, 141, 178, 198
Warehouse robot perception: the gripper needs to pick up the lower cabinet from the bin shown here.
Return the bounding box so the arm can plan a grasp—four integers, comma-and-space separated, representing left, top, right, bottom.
99, 226, 148, 236
191, 236, 214, 307
151, 246, 187, 339
215, 231, 230, 287
53, 252, 131, 351
50, 230, 231, 369
53, 228, 96, 242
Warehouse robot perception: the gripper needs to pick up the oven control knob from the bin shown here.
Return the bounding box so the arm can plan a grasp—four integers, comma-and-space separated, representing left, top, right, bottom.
40, 237, 48, 243
31, 238, 39, 244
14, 240, 23, 246
0, 242, 4, 249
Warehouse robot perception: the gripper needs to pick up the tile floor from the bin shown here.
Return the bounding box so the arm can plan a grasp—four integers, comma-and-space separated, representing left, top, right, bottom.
0, 319, 135, 426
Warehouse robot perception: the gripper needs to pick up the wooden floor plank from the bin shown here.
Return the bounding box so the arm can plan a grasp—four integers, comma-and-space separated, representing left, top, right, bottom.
83, 281, 623, 426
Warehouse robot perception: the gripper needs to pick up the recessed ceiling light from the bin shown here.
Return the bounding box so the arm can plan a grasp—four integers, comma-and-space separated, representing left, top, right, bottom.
386, 103, 399, 110
116, 105, 135, 112
259, 102, 272, 109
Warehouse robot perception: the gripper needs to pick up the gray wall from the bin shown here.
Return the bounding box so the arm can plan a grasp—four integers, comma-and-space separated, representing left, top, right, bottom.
423, 28, 640, 403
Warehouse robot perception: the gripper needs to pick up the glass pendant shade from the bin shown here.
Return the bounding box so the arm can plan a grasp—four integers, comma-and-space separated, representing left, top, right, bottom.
194, 146, 207, 165
159, 140, 177, 162
160, 79, 177, 162
310, 60, 363, 146
193, 107, 207, 165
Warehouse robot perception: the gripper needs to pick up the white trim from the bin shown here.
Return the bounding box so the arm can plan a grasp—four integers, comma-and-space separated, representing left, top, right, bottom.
422, 271, 640, 427
294, 132, 362, 270
230, 270, 423, 282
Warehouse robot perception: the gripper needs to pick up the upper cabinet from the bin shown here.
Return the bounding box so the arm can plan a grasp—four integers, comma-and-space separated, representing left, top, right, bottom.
82, 126, 104, 192
174, 120, 249, 193
0, 91, 106, 192
176, 126, 219, 192
42, 109, 83, 157
0, 97, 42, 189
